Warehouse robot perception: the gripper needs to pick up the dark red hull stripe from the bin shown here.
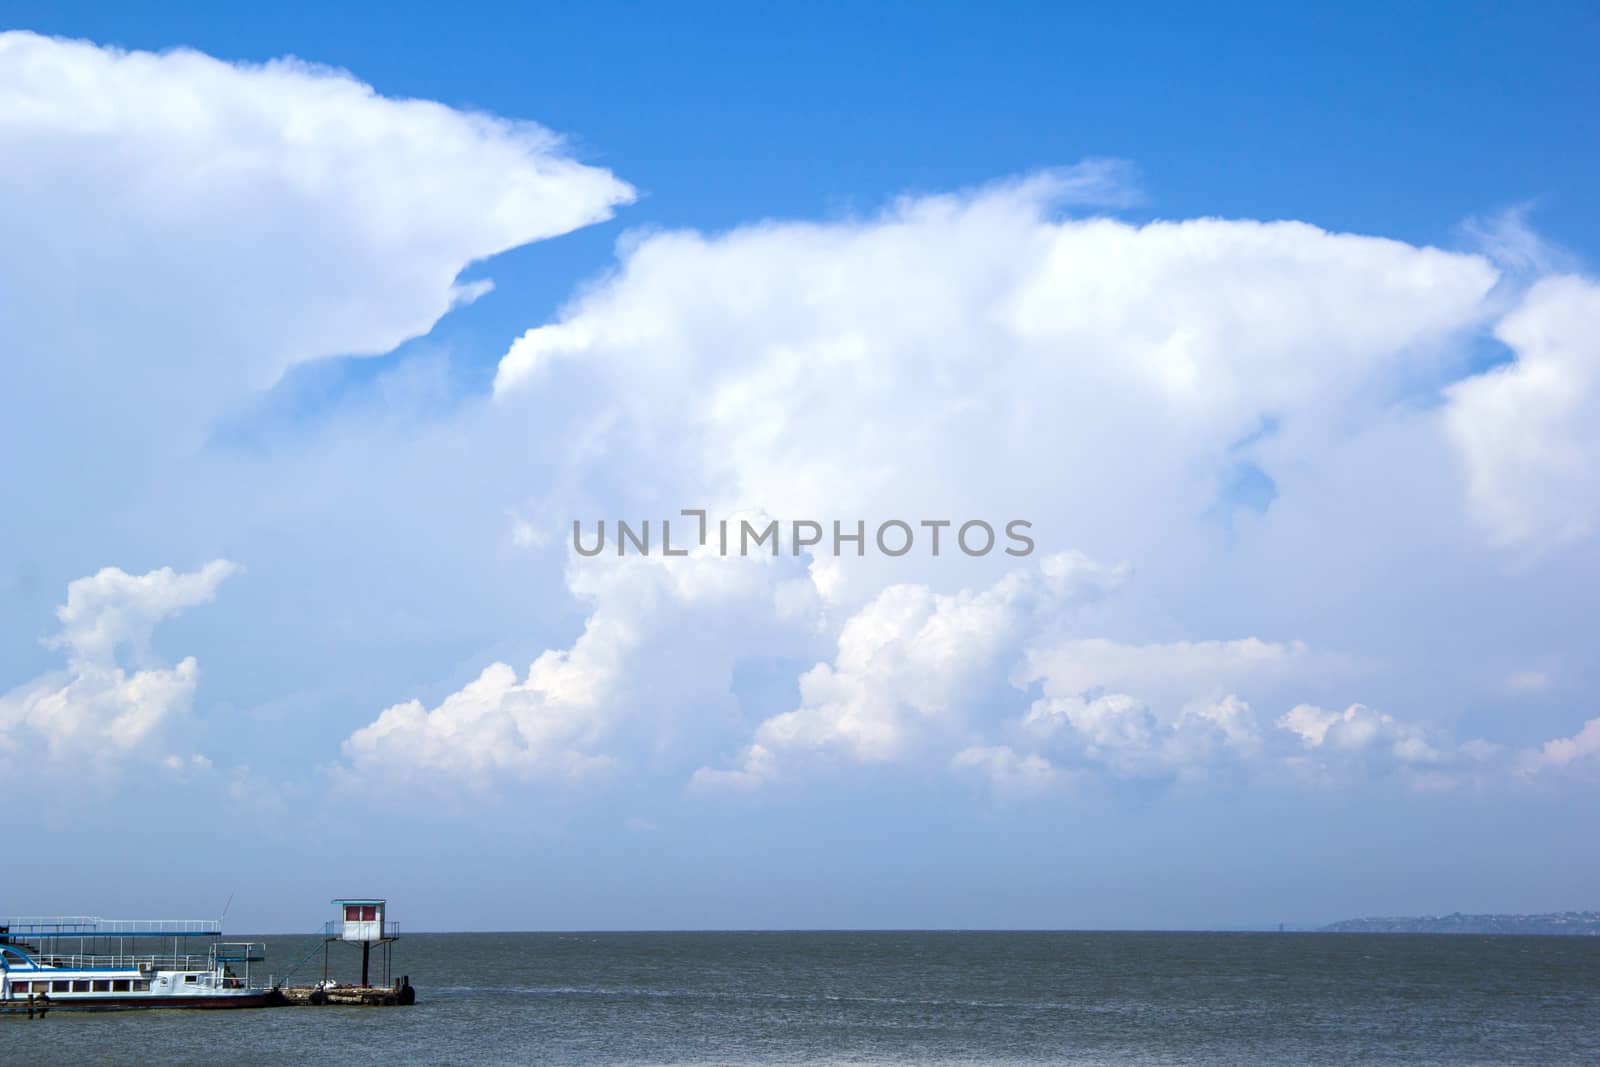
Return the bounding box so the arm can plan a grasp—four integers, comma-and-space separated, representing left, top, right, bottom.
8, 993, 278, 1011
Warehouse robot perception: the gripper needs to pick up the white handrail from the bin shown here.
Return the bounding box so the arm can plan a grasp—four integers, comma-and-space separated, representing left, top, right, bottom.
4, 917, 223, 935
13, 953, 216, 971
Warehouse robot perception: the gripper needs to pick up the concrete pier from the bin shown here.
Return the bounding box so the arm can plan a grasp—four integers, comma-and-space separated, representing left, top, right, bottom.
274, 977, 415, 1007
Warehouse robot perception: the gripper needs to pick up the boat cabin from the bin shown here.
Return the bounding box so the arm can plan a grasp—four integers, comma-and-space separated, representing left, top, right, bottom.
333, 898, 386, 942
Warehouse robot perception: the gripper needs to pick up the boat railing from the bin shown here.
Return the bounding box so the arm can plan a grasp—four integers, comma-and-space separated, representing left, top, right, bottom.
212, 942, 267, 963
17, 952, 218, 972
3, 917, 223, 937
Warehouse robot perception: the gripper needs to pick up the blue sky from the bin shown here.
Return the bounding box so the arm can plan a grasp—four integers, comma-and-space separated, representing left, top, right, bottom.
2, 7, 1598, 933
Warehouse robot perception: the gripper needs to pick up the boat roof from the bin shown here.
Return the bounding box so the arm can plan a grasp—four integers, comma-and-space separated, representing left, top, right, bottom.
2, 917, 222, 938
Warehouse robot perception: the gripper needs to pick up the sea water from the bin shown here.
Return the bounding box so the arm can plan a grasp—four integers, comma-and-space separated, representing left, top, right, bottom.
12, 930, 1599, 1065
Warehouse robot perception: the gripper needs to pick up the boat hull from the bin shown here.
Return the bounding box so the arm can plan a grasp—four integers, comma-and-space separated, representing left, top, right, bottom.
6, 990, 281, 1012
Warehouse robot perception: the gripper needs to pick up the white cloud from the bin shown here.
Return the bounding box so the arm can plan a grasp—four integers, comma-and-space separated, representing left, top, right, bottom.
1020, 637, 1312, 708
950, 745, 1059, 795
1000, 637, 1315, 781
484, 174, 1592, 798
1178, 694, 1264, 759
480, 171, 1524, 734
0, 31, 633, 388
1274, 702, 1505, 788
494, 165, 1139, 396
682, 546, 1498, 792
1014, 691, 1497, 791
4, 23, 1586, 820
1444, 276, 1600, 553
1018, 691, 1271, 782
51, 560, 239, 666
0, 561, 235, 764
692, 552, 1125, 789
687, 553, 1414, 793
655, 532, 1551, 796
0, 34, 640, 801
1278, 703, 1429, 756
340, 544, 817, 789
343, 660, 619, 785
1022, 692, 1160, 776
1521, 717, 1600, 773
0, 33, 634, 670
491, 175, 1498, 576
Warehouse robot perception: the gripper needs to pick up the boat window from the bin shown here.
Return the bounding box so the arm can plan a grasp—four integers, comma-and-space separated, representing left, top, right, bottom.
133, 980, 150, 991
184, 973, 198, 983
112, 979, 131, 992
52, 980, 70, 992
72, 980, 90, 992
93, 979, 111, 992
10, 981, 30, 994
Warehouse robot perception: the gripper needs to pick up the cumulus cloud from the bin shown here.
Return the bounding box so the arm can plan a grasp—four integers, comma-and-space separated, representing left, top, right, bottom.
691, 552, 1125, 789
6, 24, 1589, 816
1177, 695, 1265, 759
1012, 691, 1502, 792
688, 550, 1506, 794
343, 660, 619, 785
1280, 701, 1439, 761
998, 639, 1315, 783
1018, 686, 1276, 784
1017, 691, 1269, 782
1444, 276, 1600, 553
1021, 692, 1162, 777
478, 171, 1538, 736
0, 32, 635, 664
0, 31, 633, 388
340, 543, 818, 789
349, 544, 1120, 795
50, 560, 239, 665
471, 170, 1600, 805
0, 561, 235, 765
1270, 702, 1524, 791
491, 174, 1498, 582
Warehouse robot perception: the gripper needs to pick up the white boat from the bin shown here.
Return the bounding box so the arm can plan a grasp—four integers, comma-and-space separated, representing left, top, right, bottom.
0, 916, 275, 1011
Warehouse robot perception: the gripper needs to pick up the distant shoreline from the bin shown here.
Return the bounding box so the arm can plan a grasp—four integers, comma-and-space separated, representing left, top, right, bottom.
1320, 912, 1600, 936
